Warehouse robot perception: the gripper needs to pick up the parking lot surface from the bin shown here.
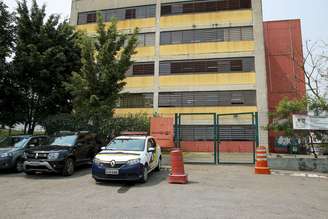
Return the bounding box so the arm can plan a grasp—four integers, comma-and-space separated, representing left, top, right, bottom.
0, 165, 327, 219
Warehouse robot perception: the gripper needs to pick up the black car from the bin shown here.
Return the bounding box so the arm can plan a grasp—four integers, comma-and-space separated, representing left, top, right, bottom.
23, 131, 101, 176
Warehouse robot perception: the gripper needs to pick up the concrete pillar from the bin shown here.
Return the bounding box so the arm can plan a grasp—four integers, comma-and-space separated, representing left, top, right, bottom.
252, 0, 269, 146
153, 0, 161, 114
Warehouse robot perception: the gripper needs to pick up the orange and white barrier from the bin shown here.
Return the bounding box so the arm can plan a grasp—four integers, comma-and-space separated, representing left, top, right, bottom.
255, 146, 271, 175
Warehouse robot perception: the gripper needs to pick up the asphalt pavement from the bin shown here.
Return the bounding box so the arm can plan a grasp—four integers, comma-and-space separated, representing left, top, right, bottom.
0, 165, 327, 219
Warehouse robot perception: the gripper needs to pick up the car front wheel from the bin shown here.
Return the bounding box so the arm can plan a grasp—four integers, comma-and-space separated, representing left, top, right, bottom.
140, 165, 148, 183
15, 159, 24, 172
155, 158, 161, 172
62, 158, 75, 176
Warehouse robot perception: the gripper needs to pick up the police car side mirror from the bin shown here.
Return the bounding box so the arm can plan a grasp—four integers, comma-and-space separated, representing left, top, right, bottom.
101, 146, 106, 150
148, 147, 155, 153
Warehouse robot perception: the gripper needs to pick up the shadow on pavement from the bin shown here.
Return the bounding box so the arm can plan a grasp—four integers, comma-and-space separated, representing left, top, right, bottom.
95, 168, 170, 193
0, 164, 93, 180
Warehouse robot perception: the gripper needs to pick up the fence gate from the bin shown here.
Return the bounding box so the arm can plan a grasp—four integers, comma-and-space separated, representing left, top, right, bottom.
175, 112, 258, 164
217, 112, 258, 164
175, 113, 217, 164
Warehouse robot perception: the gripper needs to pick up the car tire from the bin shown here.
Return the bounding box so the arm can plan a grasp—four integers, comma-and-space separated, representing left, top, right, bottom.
140, 165, 148, 183
15, 159, 24, 173
25, 171, 35, 175
62, 158, 75, 176
155, 158, 161, 172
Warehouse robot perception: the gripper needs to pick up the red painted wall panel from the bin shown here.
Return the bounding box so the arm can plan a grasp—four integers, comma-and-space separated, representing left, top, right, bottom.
263, 20, 306, 152
180, 141, 254, 153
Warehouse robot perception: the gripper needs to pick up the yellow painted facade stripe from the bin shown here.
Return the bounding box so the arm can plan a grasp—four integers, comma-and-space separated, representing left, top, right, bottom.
160, 10, 253, 29
159, 72, 256, 87
134, 47, 155, 59
124, 76, 154, 89
76, 18, 156, 33
115, 106, 257, 117
160, 41, 255, 57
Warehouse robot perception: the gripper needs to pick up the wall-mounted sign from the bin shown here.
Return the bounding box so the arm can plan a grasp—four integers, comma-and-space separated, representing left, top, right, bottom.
293, 115, 328, 130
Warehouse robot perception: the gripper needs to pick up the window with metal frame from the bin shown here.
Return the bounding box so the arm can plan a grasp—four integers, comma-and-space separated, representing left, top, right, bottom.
118, 93, 153, 108
132, 63, 155, 76
159, 90, 256, 107
159, 57, 255, 75
161, 0, 252, 16
77, 5, 156, 25
160, 26, 253, 45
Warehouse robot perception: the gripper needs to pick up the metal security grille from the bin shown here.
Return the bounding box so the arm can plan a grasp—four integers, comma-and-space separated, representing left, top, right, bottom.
161, 0, 252, 16
175, 112, 258, 164
118, 93, 153, 108
159, 57, 255, 75
78, 5, 156, 24
159, 90, 257, 107
160, 27, 254, 45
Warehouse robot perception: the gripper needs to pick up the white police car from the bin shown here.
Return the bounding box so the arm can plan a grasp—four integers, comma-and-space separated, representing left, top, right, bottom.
92, 135, 161, 183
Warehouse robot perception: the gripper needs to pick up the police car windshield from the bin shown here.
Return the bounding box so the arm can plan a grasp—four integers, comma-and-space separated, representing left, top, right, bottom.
50, 135, 77, 147
106, 139, 145, 151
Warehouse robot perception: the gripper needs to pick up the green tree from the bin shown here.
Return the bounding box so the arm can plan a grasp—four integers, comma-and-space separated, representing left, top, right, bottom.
0, 1, 22, 130
268, 97, 327, 158
12, 0, 81, 134
65, 13, 138, 136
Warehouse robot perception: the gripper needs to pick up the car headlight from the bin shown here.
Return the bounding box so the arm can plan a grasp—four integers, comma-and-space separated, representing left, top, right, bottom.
127, 158, 140, 166
0, 152, 12, 158
47, 152, 60, 160
93, 158, 101, 165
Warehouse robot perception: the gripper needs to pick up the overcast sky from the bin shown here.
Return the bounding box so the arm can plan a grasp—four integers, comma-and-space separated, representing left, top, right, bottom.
4, 0, 328, 43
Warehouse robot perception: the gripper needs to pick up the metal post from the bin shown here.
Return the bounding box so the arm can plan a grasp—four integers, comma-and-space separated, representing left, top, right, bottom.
217, 114, 220, 164
252, 113, 256, 164
255, 112, 259, 147
213, 114, 217, 165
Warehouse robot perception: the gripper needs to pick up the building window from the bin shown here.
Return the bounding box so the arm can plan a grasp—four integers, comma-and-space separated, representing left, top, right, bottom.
125, 9, 136, 19
118, 93, 153, 108
158, 90, 256, 107
159, 57, 255, 75
77, 5, 156, 25
136, 33, 155, 47
160, 27, 253, 45
161, 0, 252, 16
132, 62, 155, 76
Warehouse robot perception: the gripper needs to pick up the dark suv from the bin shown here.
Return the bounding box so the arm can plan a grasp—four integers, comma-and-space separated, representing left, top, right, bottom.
23, 131, 101, 176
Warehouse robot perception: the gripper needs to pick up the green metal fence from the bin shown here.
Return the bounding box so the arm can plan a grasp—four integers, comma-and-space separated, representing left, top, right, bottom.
174, 112, 258, 164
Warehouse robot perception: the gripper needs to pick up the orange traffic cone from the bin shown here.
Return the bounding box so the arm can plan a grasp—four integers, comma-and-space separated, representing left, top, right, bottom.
168, 149, 188, 184
255, 146, 271, 175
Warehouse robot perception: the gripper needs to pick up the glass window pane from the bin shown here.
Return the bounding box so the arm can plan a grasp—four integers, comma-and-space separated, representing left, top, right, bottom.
136, 7, 146, 18
147, 5, 156, 17
125, 8, 136, 19
241, 27, 254, 40
160, 62, 171, 75
229, 27, 242, 41
137, 34, 145, 47
78, 13, 87, 24
172, 31, 183, 44
182, 30, 194, 43
171, 4, 183, 14
161, 32, 171, 45
144, 33, 155, 46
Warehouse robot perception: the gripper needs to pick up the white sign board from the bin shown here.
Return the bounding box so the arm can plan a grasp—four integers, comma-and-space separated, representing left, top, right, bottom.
293, 115, 328, 130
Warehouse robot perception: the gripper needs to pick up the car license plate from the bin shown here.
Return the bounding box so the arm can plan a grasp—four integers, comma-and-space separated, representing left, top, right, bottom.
105, 169, 119, 175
